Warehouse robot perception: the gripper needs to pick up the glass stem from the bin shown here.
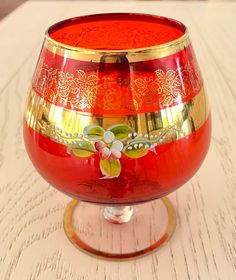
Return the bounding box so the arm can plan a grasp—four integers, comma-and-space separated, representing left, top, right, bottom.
103, 205, 134, 224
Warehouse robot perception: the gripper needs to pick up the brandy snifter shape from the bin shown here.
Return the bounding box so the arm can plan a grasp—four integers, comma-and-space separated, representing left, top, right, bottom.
24, 13, 211, 259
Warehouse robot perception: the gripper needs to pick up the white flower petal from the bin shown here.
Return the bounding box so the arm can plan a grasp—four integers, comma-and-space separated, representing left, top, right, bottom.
104, 131, 115, 143
111, 140, 123, 151
111, 150, 121, 159
95, 141, 106, 152
100, 147, 111, 159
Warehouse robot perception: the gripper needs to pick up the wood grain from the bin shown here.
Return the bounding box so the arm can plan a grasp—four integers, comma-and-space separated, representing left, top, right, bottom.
0, 1, 236, 279
0, 0, 27, 20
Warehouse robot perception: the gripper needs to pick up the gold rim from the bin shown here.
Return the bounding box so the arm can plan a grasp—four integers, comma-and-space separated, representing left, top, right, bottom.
44, 13, 190, 62
63, 197, 176, 260
45, 27, 189, 55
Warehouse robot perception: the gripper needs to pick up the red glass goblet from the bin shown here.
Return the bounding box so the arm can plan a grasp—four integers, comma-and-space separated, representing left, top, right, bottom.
24, 13, 211, 259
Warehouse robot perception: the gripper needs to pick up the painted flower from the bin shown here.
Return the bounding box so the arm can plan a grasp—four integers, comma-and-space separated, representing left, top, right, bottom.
68, 123, 167, 179
95, 131, 123, 160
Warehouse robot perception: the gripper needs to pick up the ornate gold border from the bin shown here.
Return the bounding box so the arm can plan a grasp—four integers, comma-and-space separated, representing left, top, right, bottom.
25, 88, 209, 147
33, 56, 202, 113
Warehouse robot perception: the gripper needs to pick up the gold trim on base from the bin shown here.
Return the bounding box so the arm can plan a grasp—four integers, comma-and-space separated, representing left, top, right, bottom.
63, 197, 176, 260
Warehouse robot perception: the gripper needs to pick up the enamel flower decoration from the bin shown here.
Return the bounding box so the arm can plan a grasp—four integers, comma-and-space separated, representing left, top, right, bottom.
95, 131, 123, 160
80, 124, 133, 179
66, 123, 176, 179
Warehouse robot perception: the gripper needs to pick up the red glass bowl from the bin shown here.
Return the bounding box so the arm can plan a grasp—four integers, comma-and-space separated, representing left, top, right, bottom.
24, 13, 211, 205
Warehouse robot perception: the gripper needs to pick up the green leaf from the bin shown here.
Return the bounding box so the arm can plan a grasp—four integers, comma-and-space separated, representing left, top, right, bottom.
108, 124, 133, 141
83, 125, 104, 140
123, 140, 152, 159
71, 141, 95, 158
100, 159, 121, 178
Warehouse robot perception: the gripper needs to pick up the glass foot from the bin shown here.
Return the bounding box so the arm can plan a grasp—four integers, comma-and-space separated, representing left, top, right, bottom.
63, 197, 176, 260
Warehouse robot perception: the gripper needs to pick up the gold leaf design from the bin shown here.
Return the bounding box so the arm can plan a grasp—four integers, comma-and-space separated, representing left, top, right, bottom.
155, 69, 182, 106
97, 77, 122, 111
182, 61, 202, 93
76, 70, 100, 109
134, 78, 148, 92
77, 70, 99, 86
33, 62, 201, 112
34, 66, 58, 94
57, 71, 78, 98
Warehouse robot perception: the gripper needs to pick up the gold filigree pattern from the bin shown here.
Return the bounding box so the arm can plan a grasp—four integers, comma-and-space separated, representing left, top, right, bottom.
155, 69, 182, 106
58, 71, 78, 97
32, 61, 202, 112
75, 70, 99, 109
132, 65, 200, 108
182, 60, 202, 93
33, 66, 57, 96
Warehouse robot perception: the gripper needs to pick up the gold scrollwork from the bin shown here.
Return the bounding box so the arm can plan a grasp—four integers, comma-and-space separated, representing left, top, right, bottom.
32, 61, 202, 112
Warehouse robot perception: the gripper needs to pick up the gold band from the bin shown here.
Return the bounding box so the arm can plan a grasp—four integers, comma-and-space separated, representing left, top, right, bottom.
25, 88, 209, 147
44, 32, 190, 63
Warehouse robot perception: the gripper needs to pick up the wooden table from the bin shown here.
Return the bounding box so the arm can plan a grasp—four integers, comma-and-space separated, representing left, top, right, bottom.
0, 1, 236, 279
